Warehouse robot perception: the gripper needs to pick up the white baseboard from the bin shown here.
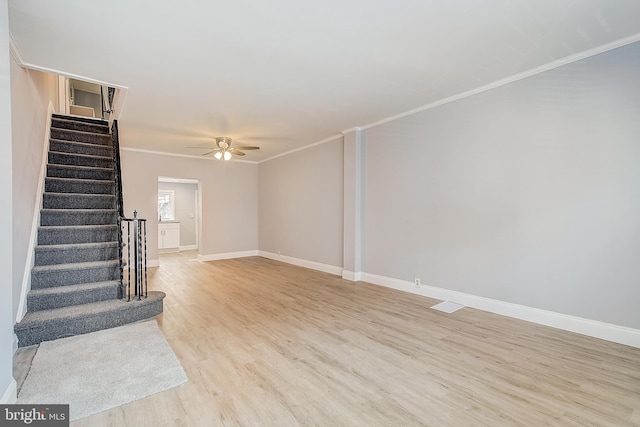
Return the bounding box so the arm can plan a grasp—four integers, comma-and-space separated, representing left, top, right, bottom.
198, 250, 259, 262
360, 272, 640, 349
179, 245, 198, 251
1, 379, 17, 404
258, 251, 343, 276
341, 270, 363, 281
150, 245, 640, 348
147, 260, 160, 268
158, 248, 180, 254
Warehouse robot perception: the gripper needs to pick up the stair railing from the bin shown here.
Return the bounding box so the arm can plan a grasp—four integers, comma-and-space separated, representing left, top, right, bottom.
120, 212, 149, 301
101, 85, 114, 120
111, 120, 148, 301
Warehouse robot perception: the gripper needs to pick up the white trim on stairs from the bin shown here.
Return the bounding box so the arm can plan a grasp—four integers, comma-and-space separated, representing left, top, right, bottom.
1, 379, 17, 404
16, 102, 54, 323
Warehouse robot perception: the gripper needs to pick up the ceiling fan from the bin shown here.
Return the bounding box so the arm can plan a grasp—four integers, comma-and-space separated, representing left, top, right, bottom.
192, 137, 260, 161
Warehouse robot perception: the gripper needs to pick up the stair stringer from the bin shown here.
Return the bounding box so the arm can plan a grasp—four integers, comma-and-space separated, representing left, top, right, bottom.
15, 101, 55, 327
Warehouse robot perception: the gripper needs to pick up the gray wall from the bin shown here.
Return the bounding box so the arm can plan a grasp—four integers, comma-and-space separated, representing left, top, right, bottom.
256, 41, 640, 331
121, 150, 258, 262
363, 42, 640, 329
72, 89, 101, 117
258, 138, 344, 268
158, 181, 198, 247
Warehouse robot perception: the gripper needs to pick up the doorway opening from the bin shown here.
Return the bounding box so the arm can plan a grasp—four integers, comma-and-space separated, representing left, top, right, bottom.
157, 177, 201, 263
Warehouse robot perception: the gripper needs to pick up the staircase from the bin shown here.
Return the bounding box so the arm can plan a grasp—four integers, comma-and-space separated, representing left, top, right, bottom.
14, 114, 165, 347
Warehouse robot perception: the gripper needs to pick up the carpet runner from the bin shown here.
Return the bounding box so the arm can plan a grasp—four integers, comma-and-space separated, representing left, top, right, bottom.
14, 114, 164, 347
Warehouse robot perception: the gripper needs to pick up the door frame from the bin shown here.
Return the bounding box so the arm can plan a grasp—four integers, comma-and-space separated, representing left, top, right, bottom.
157, 176, 202, 257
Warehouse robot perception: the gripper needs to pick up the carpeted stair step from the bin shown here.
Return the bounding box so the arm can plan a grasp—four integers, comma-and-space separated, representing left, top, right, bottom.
13, 113, 165, 348
45, 177, 115, 195
53, 113, 107, 123
50, 128, 112, 146
48, 151, 113, 169
52, 114, 109, 125
31, 260, 120, 289
38, 224, 118, 245
47, 164, 114, 181
14, 291, 165, 347
40, 209, 117, 226
51, 116, 109, 134
49, 139, 113, 157
43, 193, 115, 209
35, 241, 119, 266
27, 281, 120, 311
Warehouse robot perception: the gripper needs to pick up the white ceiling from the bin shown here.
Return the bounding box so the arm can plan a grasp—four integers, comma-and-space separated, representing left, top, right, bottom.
8, 1, 640, 163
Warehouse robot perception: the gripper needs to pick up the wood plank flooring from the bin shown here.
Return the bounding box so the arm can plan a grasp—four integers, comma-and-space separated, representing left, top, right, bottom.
72, 252, 640, 426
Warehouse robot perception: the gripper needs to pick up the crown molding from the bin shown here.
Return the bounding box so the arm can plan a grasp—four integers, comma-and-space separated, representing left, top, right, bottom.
121, 147, 258, 164
259, 134, 343, 164
341, 126, 363, 135
9, 32, 26, 65
360, 32, 640, 132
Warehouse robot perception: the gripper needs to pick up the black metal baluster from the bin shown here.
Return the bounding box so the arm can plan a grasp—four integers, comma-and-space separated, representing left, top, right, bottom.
137, 217, 142, 300
111, 120, 126, 300
143, 220, 148, 298
117, 218, 124, 299
127, 220, 131, 302
111, 120, 151, 303
133, 211, 140, 300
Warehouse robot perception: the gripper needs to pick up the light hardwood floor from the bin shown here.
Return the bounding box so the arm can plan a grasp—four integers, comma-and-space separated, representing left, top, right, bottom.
72, 252, 640, 426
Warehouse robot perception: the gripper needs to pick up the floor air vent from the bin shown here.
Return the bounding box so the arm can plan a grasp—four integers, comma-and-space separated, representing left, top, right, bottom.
430, 301, 464, 313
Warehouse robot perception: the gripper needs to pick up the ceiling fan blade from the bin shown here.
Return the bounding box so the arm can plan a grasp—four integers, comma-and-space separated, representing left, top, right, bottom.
231, 150, 246, 156
202, 150, 220, 156
186, 146, 215, 149
234, 145, 260, 150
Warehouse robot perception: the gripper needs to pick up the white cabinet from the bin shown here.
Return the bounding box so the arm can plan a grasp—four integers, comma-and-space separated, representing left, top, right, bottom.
158, 222, 180, 251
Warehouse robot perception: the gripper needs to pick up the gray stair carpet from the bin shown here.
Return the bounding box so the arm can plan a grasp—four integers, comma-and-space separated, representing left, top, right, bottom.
15, 114, 164, 347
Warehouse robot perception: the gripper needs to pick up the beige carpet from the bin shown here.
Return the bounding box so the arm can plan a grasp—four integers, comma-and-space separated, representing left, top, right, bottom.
17, 320, 187, 421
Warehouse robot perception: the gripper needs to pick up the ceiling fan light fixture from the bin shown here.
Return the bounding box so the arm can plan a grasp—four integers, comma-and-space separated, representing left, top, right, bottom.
216, 136, 231, 149
190, 135, 259, 160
